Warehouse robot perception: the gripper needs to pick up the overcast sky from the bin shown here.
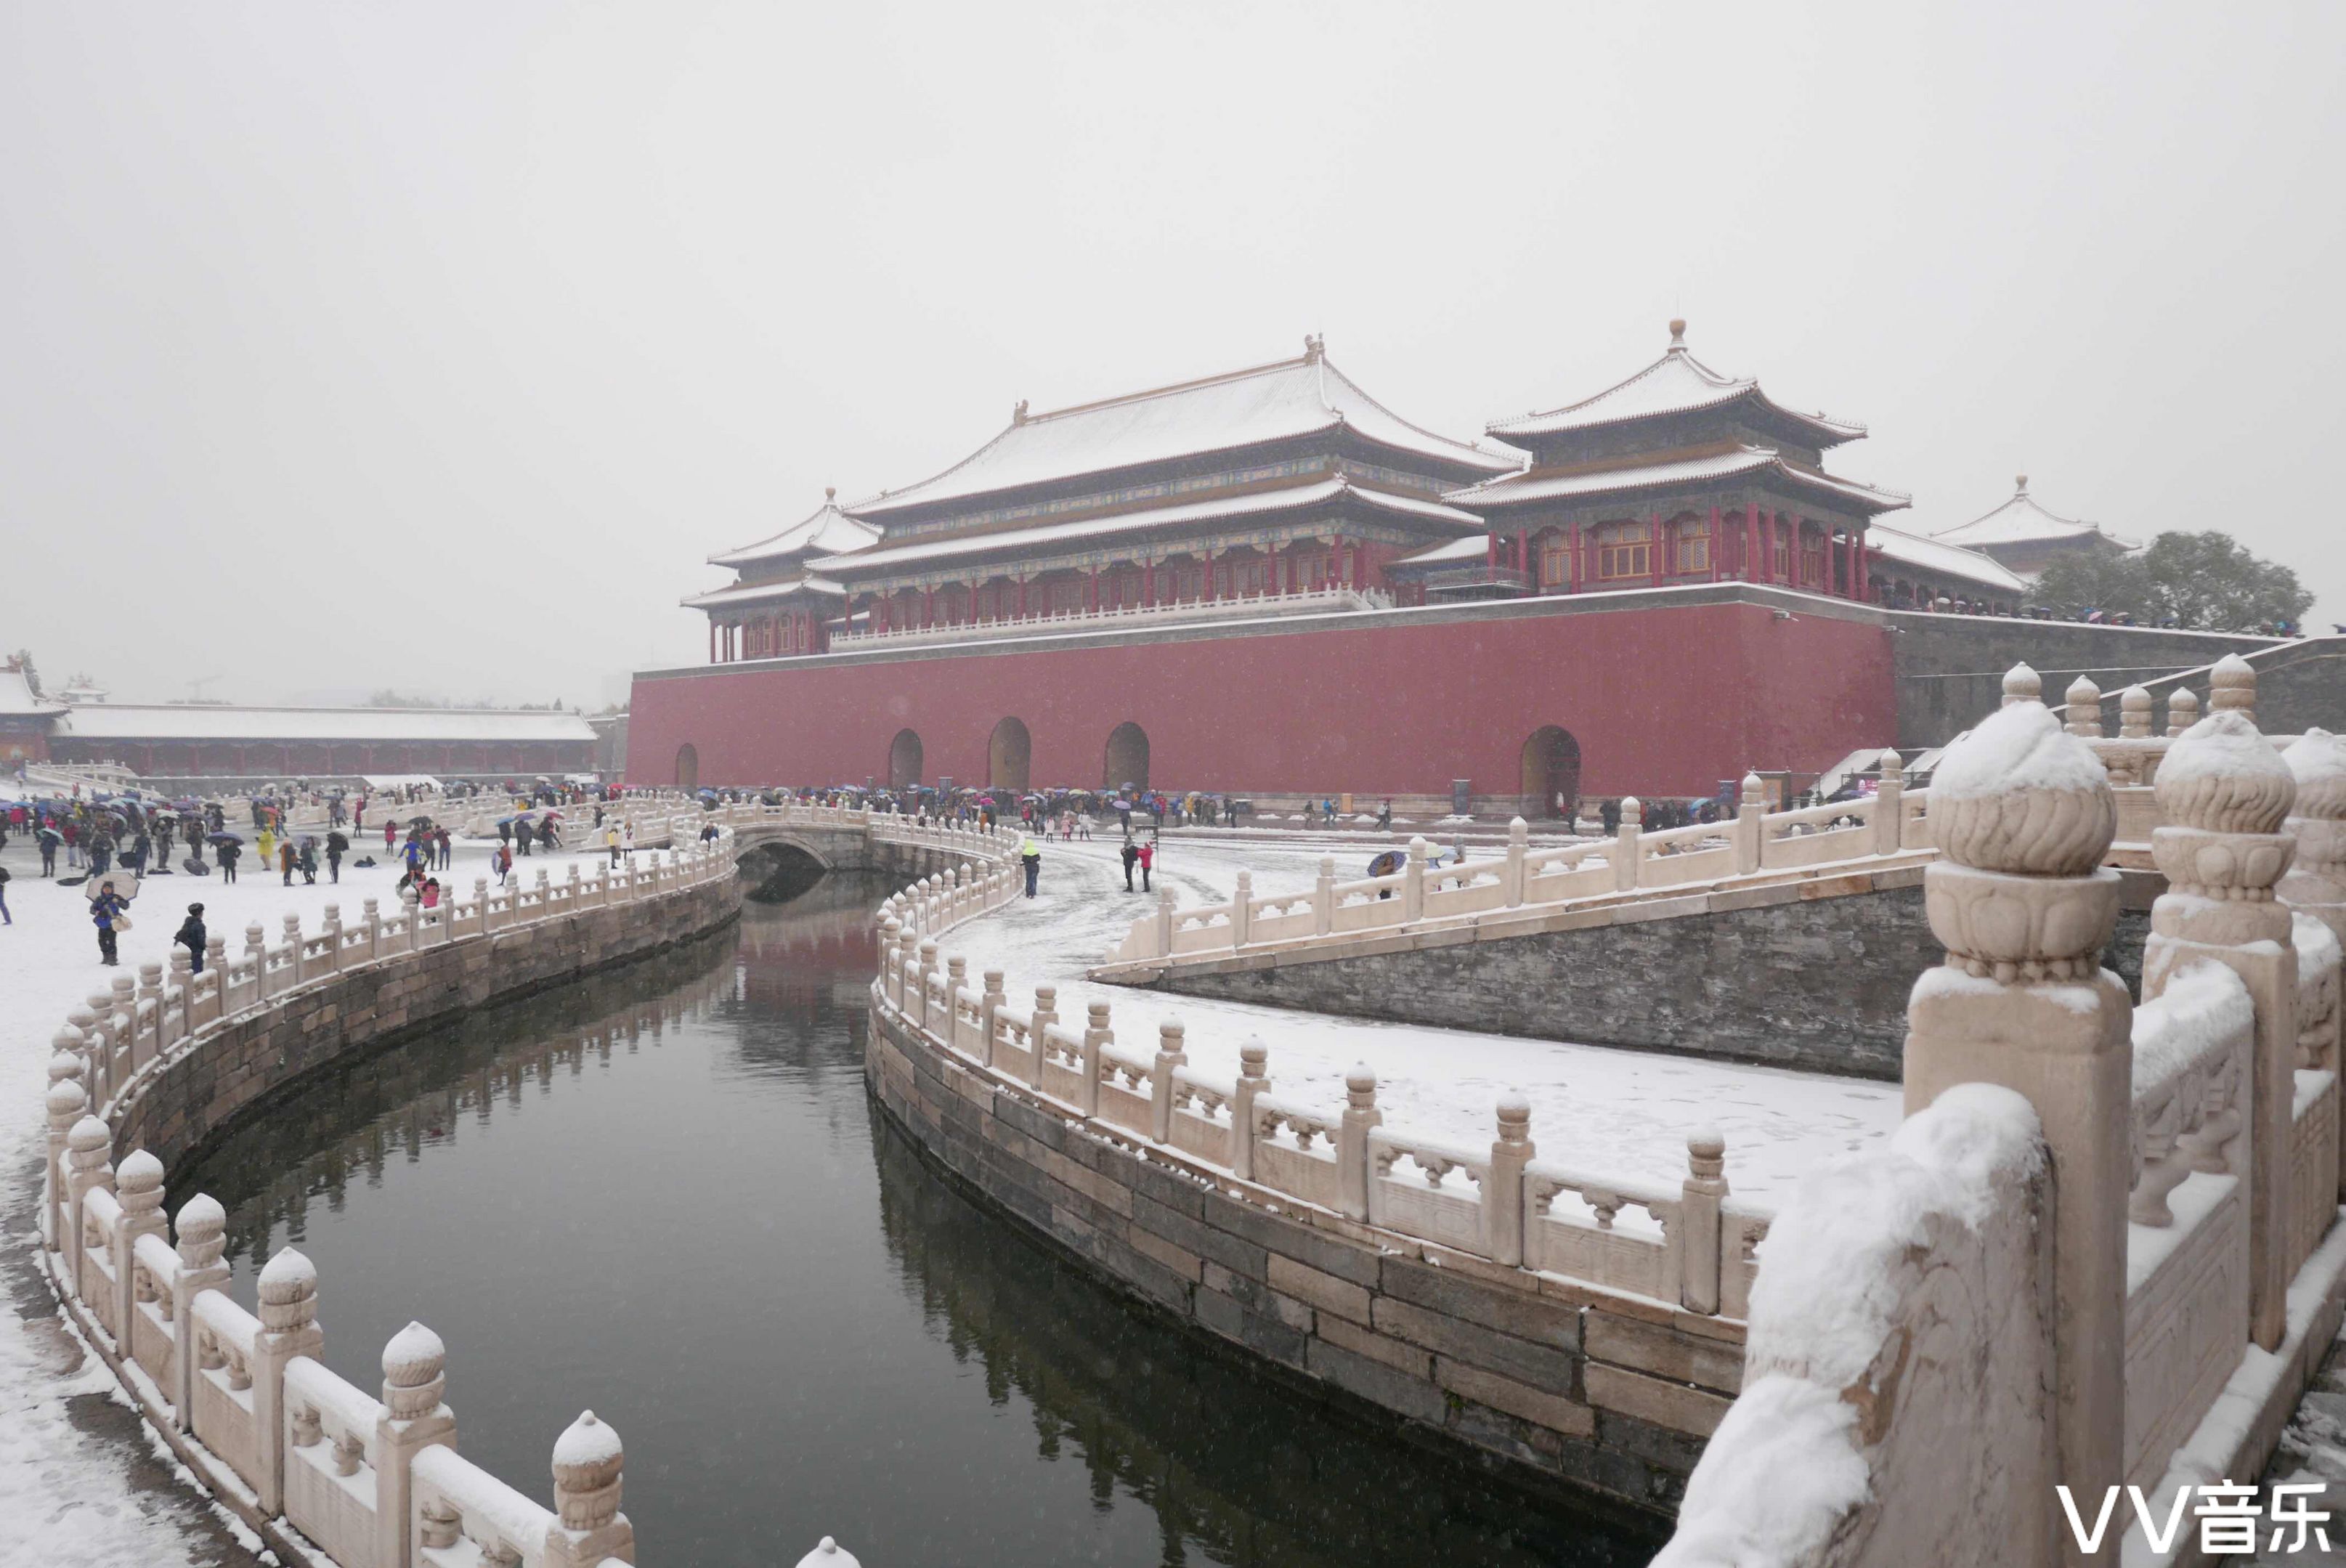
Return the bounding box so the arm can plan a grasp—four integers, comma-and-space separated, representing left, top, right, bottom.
4, 2, 2339, 710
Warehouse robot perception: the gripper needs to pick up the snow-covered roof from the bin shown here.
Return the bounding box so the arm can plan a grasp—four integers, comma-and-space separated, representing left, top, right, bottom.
1864, 521, 2027, 593
816, 476, 1482, 576
1445, 444, 1909, 516
1391, 535, 1495, 569
1487, 321, 1866, 445
1930, 476, 2141, 551
54, 705, 598, 743
848, 342, 1519, 518
708, 494, 882, 569
682, 576, 848, 610
0, 667, 65, 717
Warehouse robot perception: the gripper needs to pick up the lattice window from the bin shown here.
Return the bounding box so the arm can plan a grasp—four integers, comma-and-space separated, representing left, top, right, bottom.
1596, 521, 1651, 580
1538, 532, 1572, 587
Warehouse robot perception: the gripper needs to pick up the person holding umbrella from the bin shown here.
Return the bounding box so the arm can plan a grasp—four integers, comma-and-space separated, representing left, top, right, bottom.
298, 837, 318, 885
36, 823, 60, 877
89, 879, 129, 965
212, 832, 243, 883
325, 828, 348, 882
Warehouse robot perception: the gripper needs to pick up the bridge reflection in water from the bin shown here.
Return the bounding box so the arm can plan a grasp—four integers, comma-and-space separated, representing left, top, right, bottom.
179, 876, 1661, 1568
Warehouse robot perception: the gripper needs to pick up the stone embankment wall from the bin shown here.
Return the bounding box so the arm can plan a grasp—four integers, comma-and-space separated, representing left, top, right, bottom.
867, 1002, 1743, 1516
1142, 873, 2156, 1081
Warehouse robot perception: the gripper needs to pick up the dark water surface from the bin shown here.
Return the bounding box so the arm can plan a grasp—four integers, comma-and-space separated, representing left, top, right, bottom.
182, 876, 1663, 1568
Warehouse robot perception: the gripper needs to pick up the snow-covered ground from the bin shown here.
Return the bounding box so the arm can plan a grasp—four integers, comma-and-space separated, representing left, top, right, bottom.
0, 830, 609, 1566
953, 833, 1903, 1202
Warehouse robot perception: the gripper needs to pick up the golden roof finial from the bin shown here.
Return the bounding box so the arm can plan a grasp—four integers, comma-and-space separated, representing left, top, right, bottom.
1668, 318, 1687, 348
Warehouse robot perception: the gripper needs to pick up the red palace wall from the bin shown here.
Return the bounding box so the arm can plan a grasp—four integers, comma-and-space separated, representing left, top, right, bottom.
625, 594, 1898, 800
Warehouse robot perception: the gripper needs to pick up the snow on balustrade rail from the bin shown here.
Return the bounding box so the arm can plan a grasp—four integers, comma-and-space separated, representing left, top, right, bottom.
826, 584, 1393, 653
36, 808, 894, 1568
870, 860, 1769, 1318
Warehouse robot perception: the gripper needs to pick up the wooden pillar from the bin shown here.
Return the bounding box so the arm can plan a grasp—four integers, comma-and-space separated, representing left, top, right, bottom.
1707, 505, 1722, 582
1204, 548, 1216, 601
1142, 560, 1156, 606
708, 620, 716, 663
1856, 527, 1871, 601
1567, 521, 1582, 591
1744, 503, 1758, 580
1088, 565, 1099, 612
1649, 512, 1665, 588
1762, 509, 1777, 584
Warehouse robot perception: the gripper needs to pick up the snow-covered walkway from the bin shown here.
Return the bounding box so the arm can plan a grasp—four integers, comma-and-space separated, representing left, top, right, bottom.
0, 831, 610, 1566
951, 832, 1904, 1203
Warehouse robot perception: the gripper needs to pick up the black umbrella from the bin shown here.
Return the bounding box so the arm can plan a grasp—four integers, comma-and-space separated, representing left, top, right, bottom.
325, 831, 349, 852
207, 832, 245, 846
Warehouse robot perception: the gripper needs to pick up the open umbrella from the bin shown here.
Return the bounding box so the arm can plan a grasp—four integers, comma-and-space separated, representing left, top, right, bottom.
408, 814, 434, 827
325, 831, 349, 853
207, 831, 245, 846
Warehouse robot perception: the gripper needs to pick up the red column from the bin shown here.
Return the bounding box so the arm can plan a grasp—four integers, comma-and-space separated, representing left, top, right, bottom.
1143, 561, 1156, 606
1745, 503, 1759, 580
1649, 512, 1665, 588
922, 585, 934, 626
1763, 511, 1778, 584
1708, 506, 1722, 582
1204, 550, 1217, 601
1516, 529, 1528, 574
1857, 529, 1871, 601
1568, 521, 1583, 591
1089, 566, 1099, 612
708, 620, 717, 664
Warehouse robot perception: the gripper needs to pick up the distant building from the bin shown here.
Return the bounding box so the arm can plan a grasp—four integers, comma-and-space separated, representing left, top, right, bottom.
1929, 474, 2140, 582
40, 702, 599, 783
1862, 521, 2028, 614
1, 659, 67, 767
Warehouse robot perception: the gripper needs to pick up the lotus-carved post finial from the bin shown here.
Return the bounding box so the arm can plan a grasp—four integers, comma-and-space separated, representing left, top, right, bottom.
174, 1193, 227, 1271
552, 1409, 625, 1530
2209, 653, 2257, 717
2166, 687, 2200, 738
2001, 662, 2041, 709
257, 1248, 320, 1333
2284, 728, 2346, 825
2065, 676, 2103, 739
2119, 685, 2154, 739
1930, 701, 2116, 876
382, 1320, 448, 1418
2155, 711, 2294, 836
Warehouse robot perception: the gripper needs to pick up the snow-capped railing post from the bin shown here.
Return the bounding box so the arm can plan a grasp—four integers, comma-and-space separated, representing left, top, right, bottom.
1230, 870, 1252, 948
1030, 986, 1058, 1091
245, 922, 267, 999
1403, 837, 1428, 922
2167, 686, 2200, 738
283, 914, 305, 987
1315, 856, 1337, 933
544, 1410, 634, 1568
2281, 730, 2346, 954
1485, 1094, 1533, 1267
2000, 660, 2040, 708
1901, 696, 2128, 1503
1614, 797, 1643, 891
2211, 651, 2256, 720
1230, 1039, 1268, 1182
2119, 684, 2154, 739
876, 918, 901, 1004
321, 903, 343, 972
1079, 1002, 1111, 1118
1679, 1131, 1728, 1315
897, 926, 920, 1010
914, 941, 939, 1031
1150, 1017, 1188, 1142
251, 1247, 322, 1516
1733, 772, 1765, 874
944, 956, 969, 1051
62, 1116, 113, 1291
1872, 752, 1904, 856
112, 1151, 167, 1360
1337, 1066, 1379, 1222
1502, 819, 1528, 906
2064, 675, 2103, 738
402, 885, 423, 952
2143, 703, 2301, 1350
363, 898, 382, 963
1156, 885, 1175, 955
170, 1195, 229, 1429
375, 1322, 457, 1568
203, 936, 227, 1020
979, 970, 1006, 1068
44, 1060, 87, 1251
167, 947, 193, 1033
135, 963, 164, 1066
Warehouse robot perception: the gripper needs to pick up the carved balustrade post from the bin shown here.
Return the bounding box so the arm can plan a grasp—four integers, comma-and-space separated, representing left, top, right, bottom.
167, 947, 193, 1040
1156, 885, 1175, 956
44, 1065, 86, 1252
2065, 675, 2103, 739
1079, 1002, 1111, 1119
1230, 1039, 1267, 1182
1614, 797, 1643, 891
2119, 684, 2154, 740
375, 1322, 457, 1568
914, 941, 939, 1033
945, 956, 969, 1052
112, 1150, 167, 1345
2001, 660, 2041, 708
1901, 696, 2127, 1503
136, 962, 163, 1067
1150, 1017, 1187, 1142
1485, 1094, 1535, 1267
171, 1195, 230, 1429
1502, 821, 1528, 906
1031, 986, 1058, 1090
283, 913, 304, 986
252, 1248, 323, 1515
62, 1115, 114, 1291
1734, 773, 1765, 874
2210, 652, 2256, 720
1403, 837, 1429, 921
203, 935, 227, 1020
363, 898, 382, 962
1679, 1131, 1727, 1315
245, 922, 267, 999
1230, 870, 1252, 948
322, 903, 344, 970
543, 1410, 634, 1568
980, 970, 1005, 1068
2167, 686, 2200, 739
2144, 704, 2301, 1349
2281, 729, 2346, 951
1873, 750, 1905, 855
1338, 1066, 1380, 1222
1315, 856, 1337, 933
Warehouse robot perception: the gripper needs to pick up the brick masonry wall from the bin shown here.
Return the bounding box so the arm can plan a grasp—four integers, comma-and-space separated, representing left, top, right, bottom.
1141, 879, 2155, 1081
866, 1002, 1745, 1517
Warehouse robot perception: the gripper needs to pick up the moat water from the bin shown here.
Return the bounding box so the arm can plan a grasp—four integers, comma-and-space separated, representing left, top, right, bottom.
179, 875, 1664, 1567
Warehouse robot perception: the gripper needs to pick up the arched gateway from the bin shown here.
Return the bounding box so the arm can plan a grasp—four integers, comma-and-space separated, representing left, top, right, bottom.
1103, 722, 1149, 793
675, 743, 699, 793
1519, 726, 1581, 819
888, 729, 924, 791
989, 717, 1031, 793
